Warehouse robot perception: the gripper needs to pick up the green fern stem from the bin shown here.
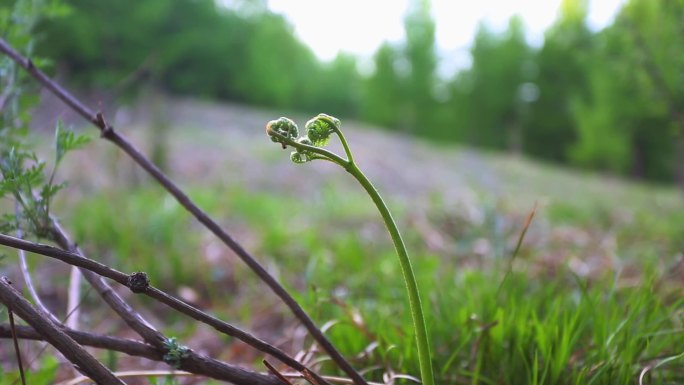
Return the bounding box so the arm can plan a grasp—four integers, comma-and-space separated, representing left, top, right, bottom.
266, 115, 435, 385
344, 161, 435, 385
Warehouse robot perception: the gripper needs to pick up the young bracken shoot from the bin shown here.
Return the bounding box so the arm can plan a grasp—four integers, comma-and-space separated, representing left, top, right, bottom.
266, 113, 435, 385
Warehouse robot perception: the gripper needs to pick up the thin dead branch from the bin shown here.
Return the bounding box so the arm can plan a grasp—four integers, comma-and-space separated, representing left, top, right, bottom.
15, 204, 62, 325
49, 219, 167, 347
66, 266, 82, 330
264, 360, 296, 385
0, 323, 282, 385
0, 36, 367, 385
8, 308, 27, 385
0, 277, 125, 385
0, 323, 160, 359
0, 231, 332, 385
47, 223, 286, 385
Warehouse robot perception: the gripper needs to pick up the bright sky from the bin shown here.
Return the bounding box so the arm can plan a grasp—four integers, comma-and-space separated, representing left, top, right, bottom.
267, 0, 626, 65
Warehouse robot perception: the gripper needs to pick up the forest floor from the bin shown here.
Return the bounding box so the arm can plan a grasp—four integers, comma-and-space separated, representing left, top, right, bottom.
60, 96, 683, 212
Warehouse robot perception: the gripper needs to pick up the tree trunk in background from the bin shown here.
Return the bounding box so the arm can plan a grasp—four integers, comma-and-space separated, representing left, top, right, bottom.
631, 135, 646, 180
677, 133, 684, 197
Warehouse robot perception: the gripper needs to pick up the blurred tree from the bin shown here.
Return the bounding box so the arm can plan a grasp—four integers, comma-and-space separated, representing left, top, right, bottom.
156, 1, 250, 98
570, 0, 682, 183
569, 53, 635, 174
361, 42, 406, 128
233, 11, 320, 108
623, 0, 684, 186
524, 0, 592, 163
403, 0, 437, 132
440, 71, 475, 142
36, 0, 353, 111
362, 0, 438, 132
460, 17, 533, 151
307, 53, 361, 117
29, 0, 684, 187
37, 0, 240, 93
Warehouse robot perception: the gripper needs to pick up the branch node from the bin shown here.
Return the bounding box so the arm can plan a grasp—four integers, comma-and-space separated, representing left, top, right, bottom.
26, 59, 34, 70
127, 272, 150, 293
163, 337, 191, 369
95, 112, 114, 138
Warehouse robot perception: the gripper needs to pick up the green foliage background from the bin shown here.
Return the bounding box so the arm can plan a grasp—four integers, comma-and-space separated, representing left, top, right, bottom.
3, 1, 684, 383
33, 0, 684, 184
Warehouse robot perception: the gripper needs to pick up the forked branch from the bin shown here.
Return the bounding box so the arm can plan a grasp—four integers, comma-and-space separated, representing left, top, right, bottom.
0, 36, 367, 385
0, 277, 125, 385
0, 323, 160, 360
0, 231, 331, 385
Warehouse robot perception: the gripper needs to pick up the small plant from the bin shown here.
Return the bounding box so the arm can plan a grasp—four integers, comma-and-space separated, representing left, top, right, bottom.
0, 121, 90, 239
162, 337, 191, 369
267, 113, 435, 385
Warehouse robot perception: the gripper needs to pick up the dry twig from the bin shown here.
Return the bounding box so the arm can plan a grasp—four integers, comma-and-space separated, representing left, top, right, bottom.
0, 277, 125, 385
0, 231, 331, 385
15, 204, 61, 325
0, 36, 366, 385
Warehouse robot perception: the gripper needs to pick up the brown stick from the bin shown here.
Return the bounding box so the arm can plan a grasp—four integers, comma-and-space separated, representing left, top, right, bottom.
264, 360, 296, 385
0, 323, 160, 360
0, 232, 332, 385
0, 36, 367, 385
0, 324, 282, 385
15, 202, 62, 325
46, 224, 286, 385
0, 277, 126, 385
8, 309, 27, 385
49, 220, 168, 347
0, 233, 128, 285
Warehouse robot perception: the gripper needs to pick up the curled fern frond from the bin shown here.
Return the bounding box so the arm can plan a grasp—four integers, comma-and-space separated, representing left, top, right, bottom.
266, 113, 348, 166
266, 117, 299, 148
305, 113, 339, 147
290, 137, 314, 164
290, 151, 311, 164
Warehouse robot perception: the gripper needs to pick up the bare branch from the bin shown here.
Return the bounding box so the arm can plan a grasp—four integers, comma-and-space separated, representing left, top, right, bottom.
48, 220, 168, 347
264, 360, 296, 385
0, 233, 131, 287
65, 266, 82, 330
176, 354, 281, 385
0, 36, 367, 385
0, 306, 281, 385
15, 204, 62, 325
0, 231, 332, 385
44, 223, 290, 385
0, 323, 160, 360
2, 323, 303, 385
0, 277, 126, 385
8, 308, 27, 385
143, 287, 332, 385
17, 248, 61, 323
51, 229, 291, 384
